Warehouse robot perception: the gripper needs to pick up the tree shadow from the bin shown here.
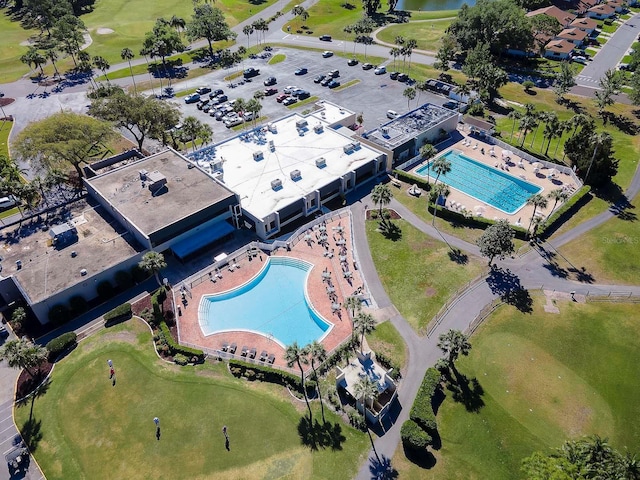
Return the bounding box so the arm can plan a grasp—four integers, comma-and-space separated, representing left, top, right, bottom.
297, 417, 346, 451
403, 444, 437, 469
563, 99, 585, 114
378, 219, 402, 241
485, 266, 533, 313
369, 454, 399, 479
608, 113, 639, 135
609, 195, 636, 221
18, 397, 43, 452
447, 248, 468, 265
443, 366, 485, 413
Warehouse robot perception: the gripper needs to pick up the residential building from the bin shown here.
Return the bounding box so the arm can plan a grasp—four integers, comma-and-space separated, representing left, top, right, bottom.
570, 17, 599, 36
544, 39, 576, 59
587, 3, 616, 19
526, 6, 576, 28
557, 28, 589, 46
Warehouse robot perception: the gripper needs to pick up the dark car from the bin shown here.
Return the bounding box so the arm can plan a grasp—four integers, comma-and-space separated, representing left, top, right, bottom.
320, 77, 332, 86
184, 93, 201, 104
243, 67, 260, 78
196, 99, 210, 110
314, 74, 326, 83
264, 87, 278, 96
283, 96, 298, 106
0, 324, 8, 338
276, 93, 289, 103
212, 94, 228, 105
362, 63, 374, 70
196, 86, 211, 95
389, 71, 399, 80
397, 73, 409, 82
297, 90, 310, 99
347, 58, 358, 66
208, 89, 224, 99
319, 35, 332, 41
294, 67, 308, 75
264, 76, 277, 86
328, 79, 340, 89
322, 51, 333, 58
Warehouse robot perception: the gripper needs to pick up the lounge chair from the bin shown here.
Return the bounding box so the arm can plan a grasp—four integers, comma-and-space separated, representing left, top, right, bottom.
259, 350, 268, 362
215, 269, 223, 279
221, 342, 229, 352
249, 348, 257, 359
241, 346, 249, 356
228, 343, 237, 354
267, 354, 276, 364
228, 263, 236, 272
209, 272, 216, 283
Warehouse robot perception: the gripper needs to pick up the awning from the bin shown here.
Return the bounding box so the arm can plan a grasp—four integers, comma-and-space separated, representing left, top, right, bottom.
171, 221, 235, 260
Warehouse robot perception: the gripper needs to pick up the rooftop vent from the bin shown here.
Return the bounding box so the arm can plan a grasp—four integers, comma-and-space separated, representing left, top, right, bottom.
253, 151, 264, 161
267, 123, 277, 133
268, 140, 275, 151
271, 178, 283, 190
139, 169, 149, 180
147, 170, 167, 193
80, 268, 87, 276
315, 157, 326, 169
343, 144, 354, 154
295, 119, 308, 129
290, 169, 301, 181
71, 251, 77, 258
381, 127, 390, 136
313, 124, 323, 134
298, 129, 305, 137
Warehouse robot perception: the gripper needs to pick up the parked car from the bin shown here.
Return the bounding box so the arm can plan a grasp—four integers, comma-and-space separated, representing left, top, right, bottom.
347, 58, 358, 66
212, 94, 228, 105
264, 87, 278, 96
225, 117, 244, 128
264, 76, 277, 86
443, 101, 458, 110
319, 35, 332, 41
184, 93, 201, 104
208, 89, 224, 99
389, 71, 399, 80
573, 56, 587, 64
202, 104, 214, 113
0, 324, 8, 337
386, 110, 398, 119
283, 85, 298, 94
243, 67, 260, 78
297, 90, 310, 99
322, 51, 333, 58
321, 77, 332, 86
294, 67, 308, 75
283, 96, 298, 106
243, 111, 257, 121
397, 73, 409, 82
362, 63, 374, 70
328, 69, 339, 78
196, 86, 211, 95
374, 65, 386, 75
276, 93, 289, 103
196, 99, 210, 110
314, 74, 326, 83
327, 79, 340, 89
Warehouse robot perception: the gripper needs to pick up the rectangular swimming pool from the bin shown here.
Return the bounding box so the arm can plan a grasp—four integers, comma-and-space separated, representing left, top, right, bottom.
414, 150, 542, 214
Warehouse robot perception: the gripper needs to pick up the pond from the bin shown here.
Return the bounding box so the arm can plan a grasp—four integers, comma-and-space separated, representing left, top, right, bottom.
396, 0, 474, 11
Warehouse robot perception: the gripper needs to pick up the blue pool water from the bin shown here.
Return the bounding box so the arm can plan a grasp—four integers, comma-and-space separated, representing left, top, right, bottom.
198, 257, 332, 347
415, 150, 542, 214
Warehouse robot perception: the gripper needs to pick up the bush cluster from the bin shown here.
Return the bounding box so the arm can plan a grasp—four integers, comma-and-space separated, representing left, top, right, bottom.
228, 359, 315, 396
402, 367, 441, 451
45, 332, 77, 361
392, 170, 432, 192
318, 336, 358, 376
427, 203, 529, 239
374, 351, 402, 380
69, 295, 88, 316
96, 280, 114, 300
173, 353, 189, 366
158, 321, 204, 363
103, 302, 132, 326
115, 270, 134, 289
539, 185, 591, 238
48, 304, 70, 325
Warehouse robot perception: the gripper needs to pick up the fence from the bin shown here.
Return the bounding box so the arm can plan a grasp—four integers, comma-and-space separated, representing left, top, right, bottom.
465, 300, 504, 335
586, 291, 640, 303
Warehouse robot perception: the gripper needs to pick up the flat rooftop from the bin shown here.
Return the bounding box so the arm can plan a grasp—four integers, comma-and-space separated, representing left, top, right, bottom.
0, 199, 141, 304
309, 100, 354, 126
87, 150, 236, 236
364, 103, 458, 150
201, 114, 383, 220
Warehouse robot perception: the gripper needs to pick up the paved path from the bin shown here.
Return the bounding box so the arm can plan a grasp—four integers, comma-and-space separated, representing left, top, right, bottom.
576, 13, 640, 87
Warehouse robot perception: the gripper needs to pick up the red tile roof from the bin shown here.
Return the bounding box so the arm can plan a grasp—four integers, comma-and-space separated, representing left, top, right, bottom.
545, 39, 576, 53
557, 28, 588, 41
527, 5, 576, 25
570, 17, 599, 30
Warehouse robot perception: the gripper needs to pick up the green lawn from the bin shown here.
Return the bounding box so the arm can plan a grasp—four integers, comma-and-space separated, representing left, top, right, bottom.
394, 298, 640, 479
0, 8, 37, 84
556, 194, 640, 284
366, 320, 407, 370
0, 120, 11, 158
375, 19, 454, 53
365, 219, 485, 332
17, 319, 369, 480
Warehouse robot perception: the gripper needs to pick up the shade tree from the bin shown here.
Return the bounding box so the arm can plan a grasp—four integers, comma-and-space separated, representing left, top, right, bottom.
138, 251, 166, 285
0, 338, 48, 379
437, 329, 471, 369
186, 4, 235, 58
476, 220, 515, 266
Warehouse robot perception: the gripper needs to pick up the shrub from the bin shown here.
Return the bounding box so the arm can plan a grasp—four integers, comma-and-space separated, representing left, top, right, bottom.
173, 353, 189, 366
409, 368, 441, 433
522, 80, 535, 92
427, 203, 529, 239
392, 169, 432, 192
348, 410, 367, 431
69, 295, 88, 316
115, 269, 134, 289
468, 103, 485, 116
369, 210, 379, 220
158, 322, 205, 362
103, 302, 132, 326
401, 419, 432, 450
96, 280, 114, 300
539, 185, 591, 238
131, 264, 148, 283
48, 304, 70, 325
228, 359, 311, 394
45, 332, 77, 361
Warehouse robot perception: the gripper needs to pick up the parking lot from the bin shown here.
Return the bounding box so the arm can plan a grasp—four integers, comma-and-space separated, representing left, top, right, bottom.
170, 47, 451, 142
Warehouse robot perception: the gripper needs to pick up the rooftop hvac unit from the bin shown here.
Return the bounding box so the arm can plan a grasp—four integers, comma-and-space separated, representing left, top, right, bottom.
343, 144, 353, 154
267, 123, 277, 133
320, 111, 326, 118
298, 129, 305, 137
290, 169, 301, 181
271, 178, 282, 190
352, 141, 361, 150
138, 169, 149, 180
80, 268, 87, 276
212, 171, 224, 182
295, 119, 308, 129
381, 127, 390, 136
313, 124, 323, 134
147, 170, 167, 192
268, 140, 275, 151
212, 160, 223, 172
253, 151, 264, 161
315, 157, 326, 168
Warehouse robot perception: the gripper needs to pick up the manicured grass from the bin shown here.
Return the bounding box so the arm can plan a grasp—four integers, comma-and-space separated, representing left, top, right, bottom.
601, 22, 619, 33
365, 219, 485, 331
0, 8, 37, 83
0, 120, 12, 158
333, 79, 360, 91
394, 298, 640, 479
375, 19, 454, 53
268, 53, 286, 65
300, 0, 371, 40
16, 319, 369, 480
286, 96, 320, 109
366, 320, 407, 370
556, 194, 640, 284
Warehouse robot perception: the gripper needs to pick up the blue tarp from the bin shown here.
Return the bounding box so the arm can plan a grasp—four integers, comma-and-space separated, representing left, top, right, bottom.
171, 221, 235, 259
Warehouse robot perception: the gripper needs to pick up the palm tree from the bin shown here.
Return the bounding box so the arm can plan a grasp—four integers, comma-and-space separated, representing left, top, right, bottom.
553, 119, 571, 159
431, 156, 452, 185
354, 312, 376, 353
530, 111, 546, 149
405, 38, 417, 75
569, 113, 589, 139
526, 193, 548, 238
547, 188, 568, 212
507, 110, 521, 142
353, 375, 381, 461
403, 87, 416, 108
307, 341, 327, 423
541, 112, 558, 155
138, 251, 167, 285
92, 55, 111, 83
182, 116, 202, 152
0, 338, 48, 379
584, 132, 610, 184
389, 47, 401, 70
519, 114, 537, 148
242, 24, 254, 48
45, 48, 60, 79
437, 329, 471, 369
20, 47, 46, 76
419, 144, 438, 182
430, 182, 450, 226
344, 296, 361, 319
371, 183, 393, 217
285, 342, 313, 422
170, 15, 186, 39
120, 48, 137, 94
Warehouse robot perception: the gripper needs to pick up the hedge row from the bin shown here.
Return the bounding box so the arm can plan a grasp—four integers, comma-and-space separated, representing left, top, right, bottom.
409, 367, 440, 432
319, 336, 359, 376
539, 185, 591, 238
103, 302, 132, 326
374, 351, 401, 380
228, 359, 316, 396
427, 203, 529, 240
158, 321, 205, 362
392, 169, 432, 192
45, 332, 77, 361
401, 419, 432, 450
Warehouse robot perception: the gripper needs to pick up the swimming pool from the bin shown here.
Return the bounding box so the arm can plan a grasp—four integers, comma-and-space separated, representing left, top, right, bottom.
198, 257, 332, 347
414, 150, 542, 214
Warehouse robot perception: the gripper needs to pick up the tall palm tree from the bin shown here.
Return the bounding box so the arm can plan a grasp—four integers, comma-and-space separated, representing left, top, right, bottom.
437, 329, 471, 369
419, 144, 438, 182
526, 193, 548, 238
0, 338, 48, 379
307, 341, 327, 423
547, 188, 568, 212
120, 48, 137, 94
405, 38, 417, 75
353, 375, 382, 461
371, 183, 393, 217
344, 296, 361, 319
389, 47, 401, 70
584, 132, 610, 184
507, 110, 521, 142
519, 114, 537, 148
169, 15, 186, 39
541, 112, 558, 155
530, 111, 547, 149
354, 312, 376, 353
242, 24, 254, 48
569, 113, 589, 139
403, 87, 416, 108
553, 119, 571, 159
285, 342, 313, 422
92, 55, 111, 84
431, 156, 452, 185
138, 251, 167, 285
430, 182, 450, 225
45, 48, 60, 79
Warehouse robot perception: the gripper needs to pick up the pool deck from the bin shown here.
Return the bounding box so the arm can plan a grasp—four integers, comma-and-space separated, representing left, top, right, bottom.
176, 216, 363, 371
411, 131, 578, 226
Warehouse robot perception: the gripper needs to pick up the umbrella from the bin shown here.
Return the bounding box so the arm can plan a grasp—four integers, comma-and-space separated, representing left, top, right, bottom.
474, 205, 486, 216
502, 150, 513, 158
548, 168, 559, 177
532, 161, 543, 169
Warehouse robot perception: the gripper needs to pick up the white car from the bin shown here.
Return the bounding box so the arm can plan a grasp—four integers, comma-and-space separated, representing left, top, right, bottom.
322, 51, 334, 58
225, 117, 244, 128
374, 65, 386, 75
283, 85, 298, 94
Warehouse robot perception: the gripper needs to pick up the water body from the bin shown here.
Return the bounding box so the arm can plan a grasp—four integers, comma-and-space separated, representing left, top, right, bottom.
396, 0, 474, 11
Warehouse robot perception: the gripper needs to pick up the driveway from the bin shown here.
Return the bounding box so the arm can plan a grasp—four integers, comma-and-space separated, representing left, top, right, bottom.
576, 13, 640, 87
